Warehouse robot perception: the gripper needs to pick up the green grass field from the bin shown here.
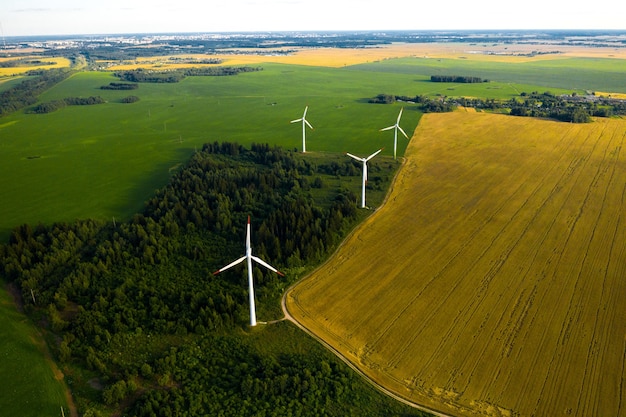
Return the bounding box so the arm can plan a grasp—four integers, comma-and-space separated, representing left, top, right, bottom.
350, 56, 626, 93
1, 55, 615, 242
0, 287, 68, 417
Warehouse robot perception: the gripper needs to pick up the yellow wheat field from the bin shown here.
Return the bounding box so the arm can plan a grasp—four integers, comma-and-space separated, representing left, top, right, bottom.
286, 112, 626, 417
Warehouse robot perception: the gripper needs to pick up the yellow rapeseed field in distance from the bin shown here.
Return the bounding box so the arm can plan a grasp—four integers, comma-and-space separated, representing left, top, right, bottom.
107, 41, 626, 71
0, 56, 71, 76
286, 111, 626, 417
596, 91, 626, 100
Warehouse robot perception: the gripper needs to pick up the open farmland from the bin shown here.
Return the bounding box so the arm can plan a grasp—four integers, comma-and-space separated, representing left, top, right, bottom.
0, 56, 72, 76
286, 111, 626, 416
4, 40, 626, 242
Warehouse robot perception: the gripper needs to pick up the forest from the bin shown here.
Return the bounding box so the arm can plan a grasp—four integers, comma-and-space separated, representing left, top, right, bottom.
0, 58, 56, 68
0, 68, 72, 116
100, 82, 139, 90
0, 143, 421, 416
114, 66, 263, 83
28, 96, 106, 114
430, 75, 487, 83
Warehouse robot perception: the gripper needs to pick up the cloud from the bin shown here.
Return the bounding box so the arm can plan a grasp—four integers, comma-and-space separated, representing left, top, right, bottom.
12, 7, 85, 13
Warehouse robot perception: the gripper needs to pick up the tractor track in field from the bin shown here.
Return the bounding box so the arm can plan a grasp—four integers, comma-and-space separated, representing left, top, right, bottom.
281, 290, 454, 417
280, 156, 455, 417
282, 114, 626, 416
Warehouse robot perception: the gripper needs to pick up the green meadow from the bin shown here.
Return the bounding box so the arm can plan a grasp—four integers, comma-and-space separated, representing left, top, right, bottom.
351, 56, 626, 93
0, 287, 68, 416
0, 58, 603, 242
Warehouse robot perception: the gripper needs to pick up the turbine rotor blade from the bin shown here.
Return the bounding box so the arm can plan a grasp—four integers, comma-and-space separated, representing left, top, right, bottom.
380, 125, 395, 131
398, 126, 409, 139
366, 148, 384, 161
346, 152, 363, 161
397, 107, 404, 123
213, 256, 246, 275
251, 256, 285, 276
303, 106, 308, 117
304, 119, 313, 130
290, 118, 302, 123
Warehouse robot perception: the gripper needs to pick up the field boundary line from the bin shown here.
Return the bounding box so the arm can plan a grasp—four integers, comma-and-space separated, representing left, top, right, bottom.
282, 290, 453, 417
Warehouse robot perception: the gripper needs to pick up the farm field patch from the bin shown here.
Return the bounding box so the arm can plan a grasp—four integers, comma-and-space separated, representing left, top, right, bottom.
286, 111, 626, 417
107, 42, 626, 71
0, 57, 71, 76
0, 65, 428, 242
0, 286, 69, 417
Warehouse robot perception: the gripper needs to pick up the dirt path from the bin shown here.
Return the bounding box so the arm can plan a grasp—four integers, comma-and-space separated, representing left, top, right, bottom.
281, 289, 451, 417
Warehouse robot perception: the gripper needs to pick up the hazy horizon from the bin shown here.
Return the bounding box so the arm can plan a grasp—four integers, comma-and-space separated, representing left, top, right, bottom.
1, 0, 624, 37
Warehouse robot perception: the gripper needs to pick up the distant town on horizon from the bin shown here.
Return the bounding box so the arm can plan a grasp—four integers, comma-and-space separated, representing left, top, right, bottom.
2, 29, 625, 55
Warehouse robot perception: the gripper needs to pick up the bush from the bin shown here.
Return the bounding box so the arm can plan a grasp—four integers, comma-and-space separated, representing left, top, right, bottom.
121, 95, 140, 104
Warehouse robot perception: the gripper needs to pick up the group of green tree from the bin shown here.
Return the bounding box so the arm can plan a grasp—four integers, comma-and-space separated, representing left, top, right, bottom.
456, 91, 625, 122
430, 75, 487, 83
100, 82, 139, 90
0, 143, 420, 416
0, 58, 55, 68
368, 93, 455, 112
507, 91, 623, 122
114, 66, 262, 83
27, 95, 106, 114
0, 68, 72, 117
371, 90, 626, 123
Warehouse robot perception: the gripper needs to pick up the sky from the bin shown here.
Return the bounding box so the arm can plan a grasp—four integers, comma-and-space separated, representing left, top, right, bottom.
1, 0, 624, 37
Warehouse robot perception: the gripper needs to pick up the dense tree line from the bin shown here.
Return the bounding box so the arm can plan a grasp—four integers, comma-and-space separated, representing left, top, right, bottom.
0, 58, 55, 68
0, 68, 72, 116
370, 90, 625, 122
183, 66, 262, 76
28, 96, 106, 114
0, 143, 411, 416
115, 69, 185, 83
368, 93, 455, 112
457, 92, 626, 120
430, 75, 487, 83
100, 82, 138, 90
508, 92, 600, 123
114, 66, 262, 83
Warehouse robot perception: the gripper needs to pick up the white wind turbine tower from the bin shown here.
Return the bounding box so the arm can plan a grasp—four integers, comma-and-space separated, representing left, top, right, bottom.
290, 106, 314, 152
213, 216, 284, 326
346, 148, 384, 208
380, 107, 409, 159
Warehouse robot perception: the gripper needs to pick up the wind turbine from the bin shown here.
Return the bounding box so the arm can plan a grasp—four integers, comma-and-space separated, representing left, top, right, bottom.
380, 107, 409, 159
346, 148, 384, 208
290, 106, 314, 152
213, 216, 284, 327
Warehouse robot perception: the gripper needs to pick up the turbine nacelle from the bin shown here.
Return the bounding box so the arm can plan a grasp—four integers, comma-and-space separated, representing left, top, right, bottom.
346, 148, 383, 208
380, 107, 409, 159
290, 105, 314, 152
